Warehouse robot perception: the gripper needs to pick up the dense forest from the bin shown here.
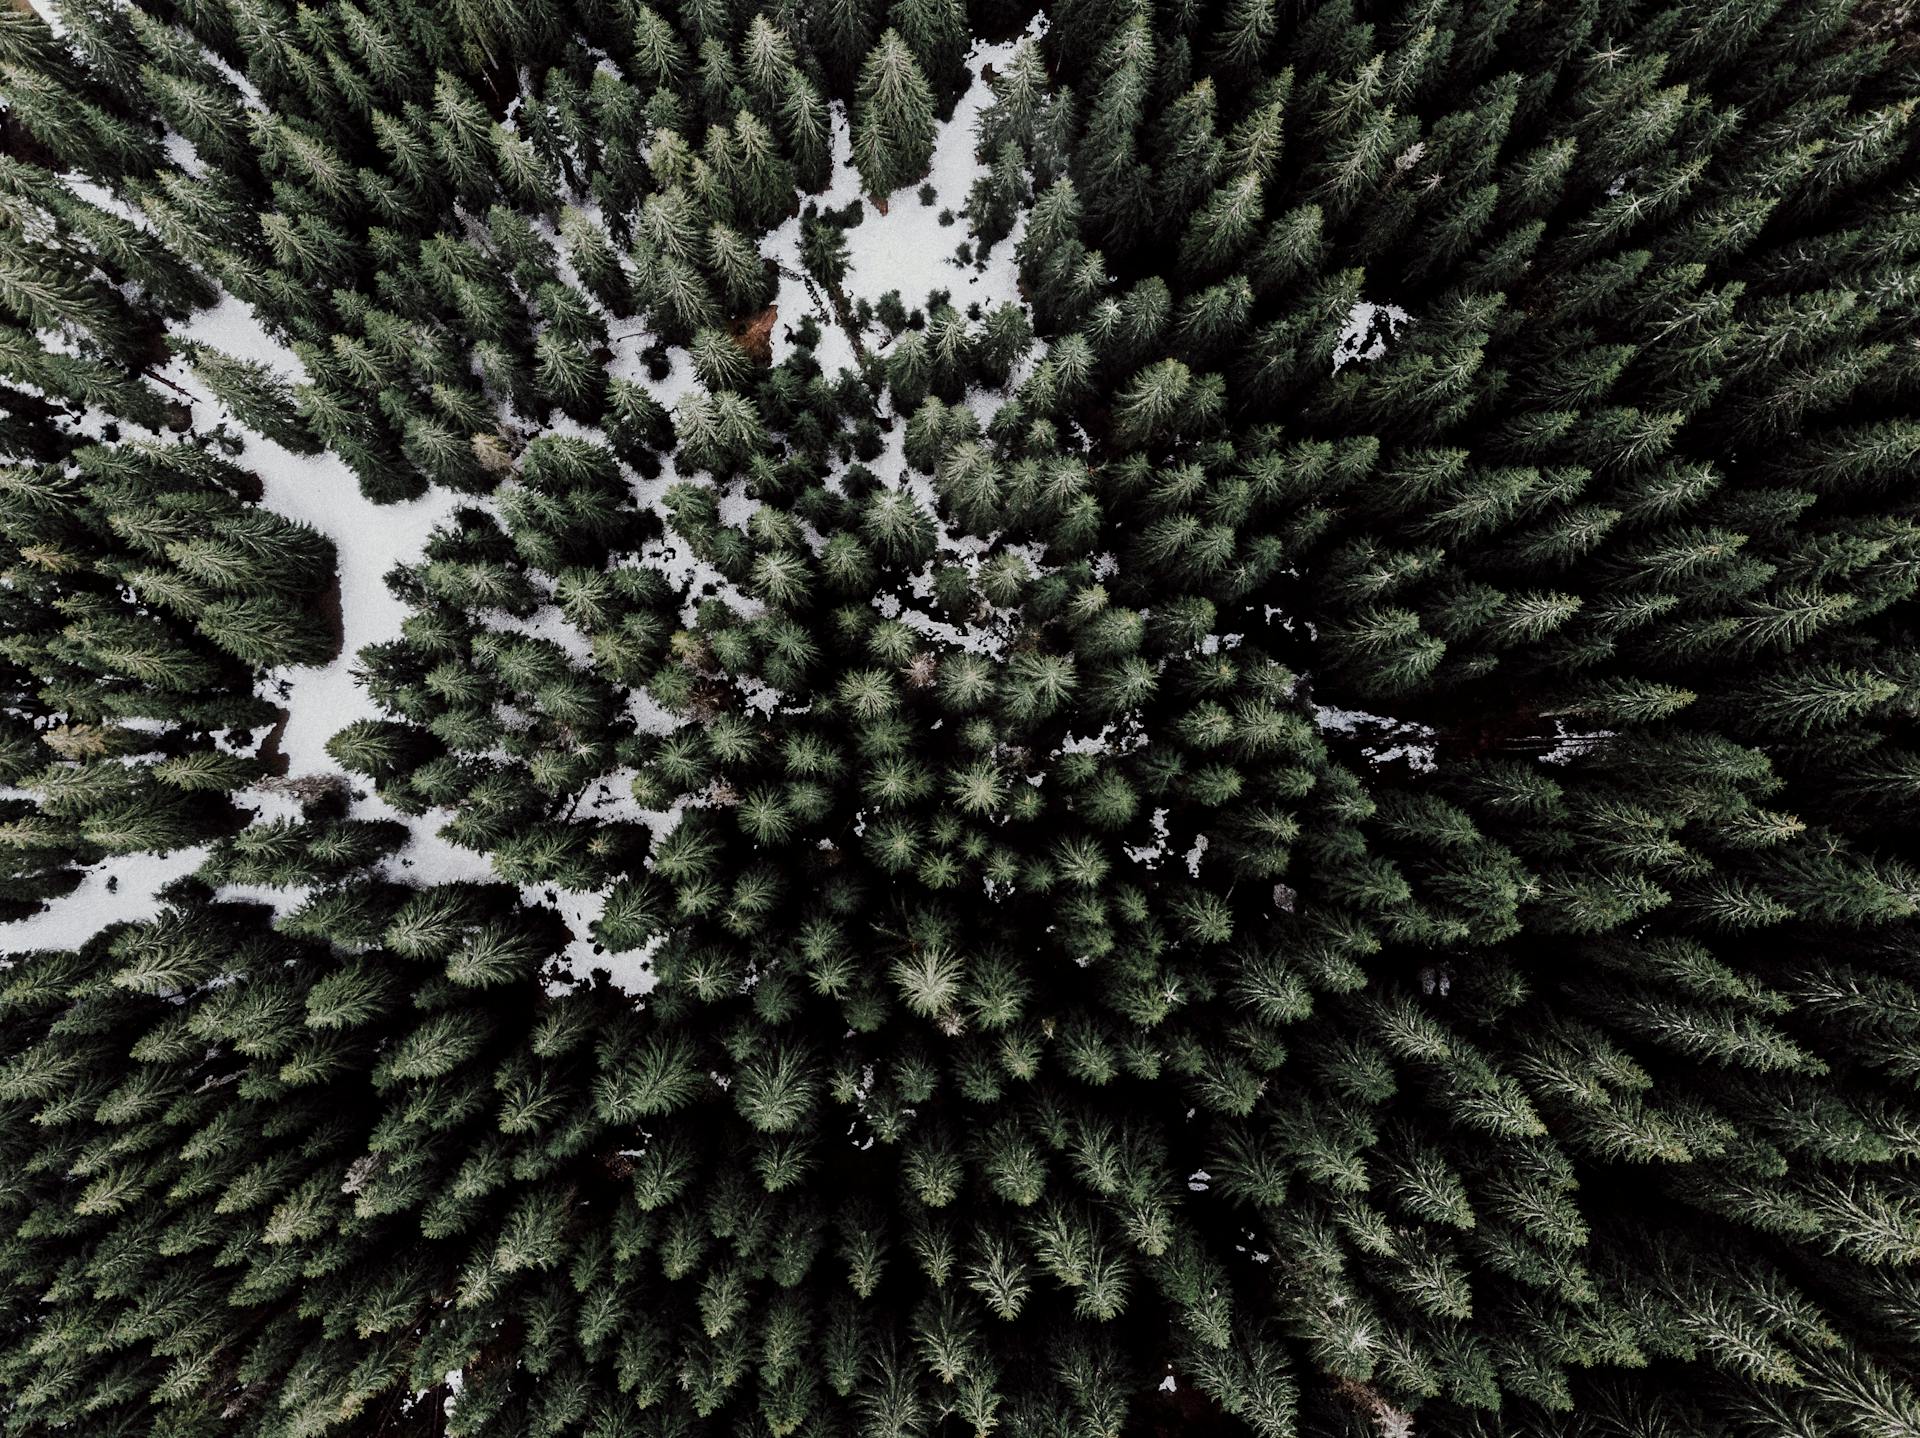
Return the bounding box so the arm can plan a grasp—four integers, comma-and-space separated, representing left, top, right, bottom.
2, 0, 1919, 1434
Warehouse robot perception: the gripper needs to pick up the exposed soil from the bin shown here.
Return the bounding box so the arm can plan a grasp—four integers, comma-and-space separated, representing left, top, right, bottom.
729, 304, 779, 365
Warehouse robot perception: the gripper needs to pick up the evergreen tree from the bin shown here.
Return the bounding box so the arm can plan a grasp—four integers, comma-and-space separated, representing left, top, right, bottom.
852, 29, 938, 203
177, 341, 322, 453
3, 3, 1920, 1438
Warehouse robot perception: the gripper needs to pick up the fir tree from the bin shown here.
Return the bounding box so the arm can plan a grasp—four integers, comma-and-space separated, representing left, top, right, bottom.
4, 4, 1920, 1438
852, 29, 938, 203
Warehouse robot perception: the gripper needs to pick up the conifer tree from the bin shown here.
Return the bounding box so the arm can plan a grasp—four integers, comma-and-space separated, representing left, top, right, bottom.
5, 2, 1920, 1437
177, 341, 322, 453
853, 29, 938, 203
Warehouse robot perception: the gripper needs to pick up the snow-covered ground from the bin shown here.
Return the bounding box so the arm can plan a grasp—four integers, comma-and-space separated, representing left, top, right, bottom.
1332, 299, 1413, 372
0, 283, 492, 954
529, 769, 681, 997
163, 289, 684, 995
161, 298, 496, 880
839, 26, 1039, 314
762, 21, 1042, 373
1313, 702, 1440, 772
4, 9, 1341, 993
1, 846, 213, 952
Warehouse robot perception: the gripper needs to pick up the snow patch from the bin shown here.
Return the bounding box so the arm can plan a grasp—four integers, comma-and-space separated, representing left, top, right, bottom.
164, 292, 473, 796
523, 881, 658, 997
1331, 300, 1411, 372
842, 24, 1041, 314
1537, 719, 1616, 765
635, 532, 766, 629
479, 605, 596, 666
762, 21, 1043, 373
210, 879, 312, 921
0, 846, 213, 951
1313, 703, 1438, 773
1183, 833, 1209, 878
1124, 807, 1172, 868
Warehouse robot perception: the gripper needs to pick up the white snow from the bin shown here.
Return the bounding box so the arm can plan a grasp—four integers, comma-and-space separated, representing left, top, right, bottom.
479, 604, 597, 666
208, 879, 311, 920
172, 293, 306, 372
1183, 833, 1209, 878
572, 768, 669, 827
366, 798, 497, 887
6, 283, 498, 941
627, 685, 685, 736
759, 108, 863, 374
1331, 300, 1412, 372
1124, 807, 1172, 868
1053, 714, 1148, 759
760, 20, 1043, 373
21, 0, 63, 35
524, 882, 612, 982
1, 262, 500, 939
162, 294, 472, 793
842, 25, 1040, 314
544, 915, 655, 997
0, 846, 212, 951
1537, 719, 1615, 764
735, 674, 797, 715
162, 131, 206, 179
1313, 702, 1438, 773
1362, 739, 1437, 771
1058, 726, 1116, 755
715, 478, 759, 529
853, 450, 1060, 658
562, 934, 660, 998
1, 20, 1243, 993
763, 220, 861, 380
535, 770, 681, 998
877, 575, 1023, 659
635, 531, 766, 628
606, 331, 689, 399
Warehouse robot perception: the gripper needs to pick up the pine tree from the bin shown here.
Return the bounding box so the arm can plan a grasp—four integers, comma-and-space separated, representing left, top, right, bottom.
178, 342, 321, 453
4, 5, 1920, 1438
852, 30, 937, 203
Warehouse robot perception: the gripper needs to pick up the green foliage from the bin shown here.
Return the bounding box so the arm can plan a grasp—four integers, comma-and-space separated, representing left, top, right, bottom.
3, 3, 1920, 1438
853, 29, 938, 201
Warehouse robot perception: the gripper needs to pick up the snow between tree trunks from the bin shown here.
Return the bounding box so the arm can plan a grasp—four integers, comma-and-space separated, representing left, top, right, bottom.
761, 20, 1044, 372
1331, 299, 1413, 372
840, 23, 1042, 313
1, 846, 213, 952
159, 301, 493, 891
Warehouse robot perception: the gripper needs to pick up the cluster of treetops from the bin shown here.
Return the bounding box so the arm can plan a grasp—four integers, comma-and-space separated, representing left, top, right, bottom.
2, 0, 1920, 1435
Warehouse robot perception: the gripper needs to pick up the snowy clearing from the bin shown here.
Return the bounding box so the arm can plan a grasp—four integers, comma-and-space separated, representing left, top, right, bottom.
762, 20, 1043, 372
1331, 299, 1412, 372
840, 24, 1041, 314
